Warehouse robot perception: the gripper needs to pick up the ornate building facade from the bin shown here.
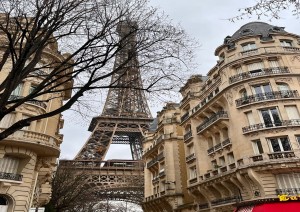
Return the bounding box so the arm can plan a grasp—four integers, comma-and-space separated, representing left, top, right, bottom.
142, 103, 194, 211
0, 41, 72, 211
144, 22, 300, 211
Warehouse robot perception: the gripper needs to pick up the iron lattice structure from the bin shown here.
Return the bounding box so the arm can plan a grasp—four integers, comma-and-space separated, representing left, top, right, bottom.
67, 21, 152, 204
75, 21, 152, 161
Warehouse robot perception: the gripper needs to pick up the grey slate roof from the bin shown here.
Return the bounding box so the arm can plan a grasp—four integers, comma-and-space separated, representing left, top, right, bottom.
225, 22, 287, 44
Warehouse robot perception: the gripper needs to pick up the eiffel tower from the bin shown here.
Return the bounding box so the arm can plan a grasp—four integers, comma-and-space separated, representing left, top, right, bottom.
75, 21, 152, 161
60, 21, 152, 205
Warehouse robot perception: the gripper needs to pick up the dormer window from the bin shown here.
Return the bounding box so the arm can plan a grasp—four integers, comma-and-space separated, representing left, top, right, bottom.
280, 40, 293, 47
242, 42, 256, 51
240, 28, 253, 35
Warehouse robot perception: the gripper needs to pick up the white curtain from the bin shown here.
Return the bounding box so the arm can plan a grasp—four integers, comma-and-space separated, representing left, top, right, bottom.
0, 114, 15, 128
269, 60, 279, 68
0, 157, 19, 174
246, 111, 255, 125
276, 173, 300, 189
285, 105, 300, 119
247, 62, 264, 71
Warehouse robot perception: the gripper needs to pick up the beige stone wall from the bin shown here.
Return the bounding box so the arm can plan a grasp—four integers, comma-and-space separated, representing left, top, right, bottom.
144, 23, 300, 212
0, 40, 71, 211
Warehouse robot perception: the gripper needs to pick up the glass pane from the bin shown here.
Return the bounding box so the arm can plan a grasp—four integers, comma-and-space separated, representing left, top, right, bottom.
271, 108, 282, 126
261, 110, 273, 127
254, 86, 263, 94
263, 84, 272, 93
270, 138, 281, 152
257, 140, 264, 154
280, 137, 291, 151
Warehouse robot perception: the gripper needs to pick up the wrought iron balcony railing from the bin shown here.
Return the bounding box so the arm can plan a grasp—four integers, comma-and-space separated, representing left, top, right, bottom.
242, 119, 300, 133
198, 203, 209, 210
186, 153, 196, 162
276, 188, 300, 195
268, 151, 295, 159
211, 196, 240, 206
183, 131, 192, 142
0, 172, 22, 181
236, 90, 298, 107
180, 111, 190, 123
229, 67, 289, 84
9, 95, 47, 109
207, 139, 231, 155
196, 111, 228, 133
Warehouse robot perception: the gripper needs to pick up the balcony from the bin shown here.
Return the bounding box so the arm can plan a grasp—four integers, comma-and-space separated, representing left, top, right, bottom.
268, 151, 295, 159
240, 48, 258, 56
198, 203, 209, 210
282, 46, 300, 52
152, 177, 159, 184
229, 67, 289, 84
207, 138, 232, 155
186, 153, 196, 163
0, 172, 22, 182
189, 177, 198, 184
9, 95, 47, 109
236, 90, 298, 107
181, 111, 190, 123
159, 170, 166, 178
2, 128, 60, 154
211, 196, 240, 206
276, 188, 300, 195
196, 111, 229, 134
146, 153, 164, 168
184, 131, 192, 143
242, 119, 300, 134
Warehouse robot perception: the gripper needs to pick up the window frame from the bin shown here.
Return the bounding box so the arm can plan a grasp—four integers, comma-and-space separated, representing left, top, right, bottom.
268, 137, 292, 152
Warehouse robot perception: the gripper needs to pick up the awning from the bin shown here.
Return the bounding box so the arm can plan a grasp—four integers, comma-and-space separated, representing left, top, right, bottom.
236, 202, 300, 212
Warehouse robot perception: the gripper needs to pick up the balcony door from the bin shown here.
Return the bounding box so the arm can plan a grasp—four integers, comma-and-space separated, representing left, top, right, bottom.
260, 108, 282, 127
253, 84, 273, 100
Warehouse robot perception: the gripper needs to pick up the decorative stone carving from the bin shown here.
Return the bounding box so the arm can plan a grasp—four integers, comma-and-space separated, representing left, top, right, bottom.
291, 55, 300, 62
275, 77, 293, 84
225, 90, 233, 105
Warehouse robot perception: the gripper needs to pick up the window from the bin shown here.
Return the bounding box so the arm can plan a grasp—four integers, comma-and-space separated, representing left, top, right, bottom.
252, 140, 264, 154
227, 152, 235, 164
0, 114, 15, 128
260, 108, 282, 127
242, 43, 256, 51
247, 62, 264, 76
277, 83, 289, 92
269, 60, 279, 68
253, 84, 271, 94
219, 156, 225, 166
296, 135, 300, 147
280, 40, 293, 47
211, 160, 217, 168
268, 137, 291, 152
0, 157, 20, 174
253, 84, 273, 100
29, 84, 37, 94
246, 111, 255, 125
276, 173, 300, 193
236, 66, 243, 74
285, 106, 300, 120
187, 144, 194, 155
189, 166, 197, 179
11, 83, 23, 97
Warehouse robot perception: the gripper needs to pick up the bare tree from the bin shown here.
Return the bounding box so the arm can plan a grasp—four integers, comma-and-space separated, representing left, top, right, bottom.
231, 0, 300, 21
0, 0, 195, 140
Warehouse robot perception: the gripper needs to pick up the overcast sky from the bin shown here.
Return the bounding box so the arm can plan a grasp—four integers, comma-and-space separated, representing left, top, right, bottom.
60, 0, 300, 160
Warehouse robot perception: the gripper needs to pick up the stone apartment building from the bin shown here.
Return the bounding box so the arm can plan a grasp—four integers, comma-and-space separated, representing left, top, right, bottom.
143, 22, 300, 211
0, 40, 72, 211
